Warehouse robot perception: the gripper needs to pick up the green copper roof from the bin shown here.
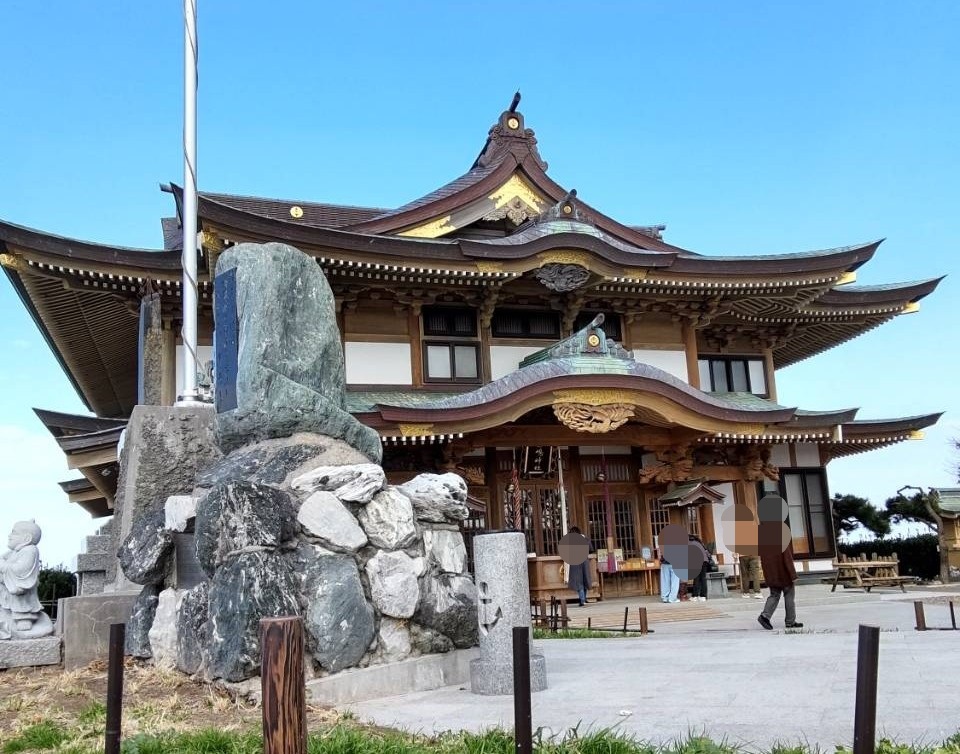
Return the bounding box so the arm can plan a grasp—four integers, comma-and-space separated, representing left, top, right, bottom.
935, 488, 960, 515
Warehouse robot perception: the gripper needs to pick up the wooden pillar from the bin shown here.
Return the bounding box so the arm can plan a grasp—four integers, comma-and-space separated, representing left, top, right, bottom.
260, 617, 306, 754
408, 305, 424, 386
763, 347, 777, 402
738, 479, 759, 518
682, 321, 700, 389
565, 446, 585, 531
699, 503, 717, 548
485, 447, 501, 529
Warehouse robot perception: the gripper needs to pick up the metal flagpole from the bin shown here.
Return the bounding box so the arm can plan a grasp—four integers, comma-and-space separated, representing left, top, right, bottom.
177, 0, 202, 405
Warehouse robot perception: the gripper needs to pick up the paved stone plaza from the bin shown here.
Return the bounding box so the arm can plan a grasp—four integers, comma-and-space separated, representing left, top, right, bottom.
345, 585, 960, 750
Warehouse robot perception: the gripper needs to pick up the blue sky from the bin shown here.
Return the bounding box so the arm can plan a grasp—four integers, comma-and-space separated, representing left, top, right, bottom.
1, 1, 957, 565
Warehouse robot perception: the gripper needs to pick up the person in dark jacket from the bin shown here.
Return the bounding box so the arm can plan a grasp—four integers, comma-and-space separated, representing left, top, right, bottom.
757, 494, 804, 629
688, 534, 710, 602
566, 526, 593, 606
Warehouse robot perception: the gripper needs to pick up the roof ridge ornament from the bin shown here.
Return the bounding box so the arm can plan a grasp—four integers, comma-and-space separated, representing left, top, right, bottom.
539, 189, 587, 223
472, 92, 548, 171
519, 313, 632, 368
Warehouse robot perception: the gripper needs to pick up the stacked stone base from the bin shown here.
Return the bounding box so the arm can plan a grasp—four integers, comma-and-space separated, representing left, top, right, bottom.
119, 432, 479, 683
0, 636, 61, 669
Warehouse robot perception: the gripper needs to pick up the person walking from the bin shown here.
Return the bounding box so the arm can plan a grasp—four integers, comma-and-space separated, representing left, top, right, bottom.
566, 526, 593, 606
757, 494, 804, 630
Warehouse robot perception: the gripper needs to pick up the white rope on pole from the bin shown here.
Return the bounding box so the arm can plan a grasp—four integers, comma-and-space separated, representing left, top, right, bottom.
558, 447, 569, 535
177, 0, 202, 404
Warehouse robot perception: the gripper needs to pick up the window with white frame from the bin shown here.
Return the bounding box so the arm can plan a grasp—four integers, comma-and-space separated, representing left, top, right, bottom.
421, 306, 481, 384
697, 356, 767, 396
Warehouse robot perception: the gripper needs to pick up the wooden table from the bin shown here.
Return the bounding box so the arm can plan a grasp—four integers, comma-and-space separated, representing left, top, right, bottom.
830, 556, 918, 592
598, 561, 660, 597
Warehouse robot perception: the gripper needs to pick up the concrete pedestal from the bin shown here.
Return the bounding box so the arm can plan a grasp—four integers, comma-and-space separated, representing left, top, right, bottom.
706, 571, 729, 599
470, 532, 547, 695
59, 593, 138, 669
0, 637, 61, 669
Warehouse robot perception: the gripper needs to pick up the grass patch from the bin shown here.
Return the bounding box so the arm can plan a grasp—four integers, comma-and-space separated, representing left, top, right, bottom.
2, 721, 68, 753
533, 628, 640, 639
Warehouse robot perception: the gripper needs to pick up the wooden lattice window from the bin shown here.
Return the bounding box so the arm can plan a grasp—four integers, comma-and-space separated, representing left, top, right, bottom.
614, 498, 639, 558
580, 456, 632, 483
686, 506, 701, 538
587, 496, 638, 558
649, 495, 671, 540
462, 489, 488, 575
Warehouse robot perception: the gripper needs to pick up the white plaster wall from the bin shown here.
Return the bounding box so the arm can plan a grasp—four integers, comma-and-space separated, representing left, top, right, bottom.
795, 443, 820, 467
770, 444, 791, 468
344, 342, 412, 385
632, 349, 688, 383
710, 483, 736, 576
175, 345, 213, 399
490, 346, 543, 380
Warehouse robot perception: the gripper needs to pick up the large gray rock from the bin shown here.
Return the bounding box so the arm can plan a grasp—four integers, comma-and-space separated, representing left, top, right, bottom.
117, 510, 174, 586
205, 552, 300, 682
111, 404, 221, 587
414, 574, 478, 649
290, 464, 385, 504
212, 243, 382, 462
197, 441, 326, 488
288, 545, 375, 673
125, 584, 161, 658
423, 529, 468, 574
358, 488, 417, 550
297, 492, 368, 552
176, 582, 209, 675
378, 618, 412, 663
365, 551, 424, 619
399, 473, 470, 523
164, 495, 198, 533
194, 482, 298, 576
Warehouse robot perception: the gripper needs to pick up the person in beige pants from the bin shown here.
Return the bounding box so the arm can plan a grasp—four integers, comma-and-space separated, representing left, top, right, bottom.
739, 554, 762, 599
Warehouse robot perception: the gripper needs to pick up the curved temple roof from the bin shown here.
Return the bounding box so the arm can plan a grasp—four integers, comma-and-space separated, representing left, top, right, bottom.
0, 98, 945, 417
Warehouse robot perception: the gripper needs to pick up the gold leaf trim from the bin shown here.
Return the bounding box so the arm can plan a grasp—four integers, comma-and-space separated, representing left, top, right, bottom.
537, 251, 592, 268
398, 423, 435, 437
398, 216, 456, 239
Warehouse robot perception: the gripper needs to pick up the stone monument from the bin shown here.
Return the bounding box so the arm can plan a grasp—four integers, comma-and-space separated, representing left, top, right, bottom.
115, 242, 479, 685
0, 520, 60, 668
470, 532, 546, 695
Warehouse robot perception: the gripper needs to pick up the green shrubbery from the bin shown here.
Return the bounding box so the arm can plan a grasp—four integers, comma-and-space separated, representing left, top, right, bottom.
838, 534, 939, 580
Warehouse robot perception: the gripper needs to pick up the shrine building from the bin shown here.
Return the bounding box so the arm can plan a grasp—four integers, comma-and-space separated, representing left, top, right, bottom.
1, 98, 944, 599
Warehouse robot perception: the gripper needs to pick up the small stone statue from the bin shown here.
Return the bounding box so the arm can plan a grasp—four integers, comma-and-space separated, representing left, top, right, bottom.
0, 520, 53, 640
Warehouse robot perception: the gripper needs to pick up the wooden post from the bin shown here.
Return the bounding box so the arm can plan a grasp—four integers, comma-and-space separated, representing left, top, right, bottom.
853, 625, 880, 754
913, 601, 927, 631
638, 606, 649, 636
512, 627, 533, 754
104, 623, 125, 754
260, 617, 306, 754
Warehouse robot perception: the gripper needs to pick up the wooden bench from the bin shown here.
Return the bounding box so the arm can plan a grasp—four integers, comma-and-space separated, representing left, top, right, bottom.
827, 553, 920, 593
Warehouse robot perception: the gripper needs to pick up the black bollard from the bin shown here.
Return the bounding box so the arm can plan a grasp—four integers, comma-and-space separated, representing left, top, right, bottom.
512, 627, 532, 754
853, 624, 880, 754
104, 623, 125, 754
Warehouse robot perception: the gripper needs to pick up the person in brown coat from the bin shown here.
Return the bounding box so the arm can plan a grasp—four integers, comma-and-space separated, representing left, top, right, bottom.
756, 493, 804, 630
